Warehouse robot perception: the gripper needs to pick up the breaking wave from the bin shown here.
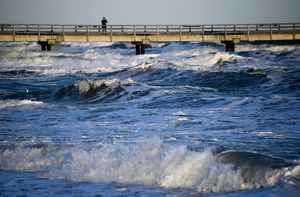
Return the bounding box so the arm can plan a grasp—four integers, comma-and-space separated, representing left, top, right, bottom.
54, 78, 139, 103
0, 42, 251, 76
0, 138, 298, 193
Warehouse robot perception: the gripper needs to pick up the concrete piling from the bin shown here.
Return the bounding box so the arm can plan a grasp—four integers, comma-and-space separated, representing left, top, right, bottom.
222, 41, 235, 52
135, 42, 145, 55
38, 41, 52, 51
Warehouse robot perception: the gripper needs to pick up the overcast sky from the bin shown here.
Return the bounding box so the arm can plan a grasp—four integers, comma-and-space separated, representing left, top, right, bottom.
0, 0, 300, 24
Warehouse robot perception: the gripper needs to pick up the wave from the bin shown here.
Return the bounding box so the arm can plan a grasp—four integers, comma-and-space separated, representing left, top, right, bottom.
286, 165, 300, 182
0, 99, 44, 109
238, 44, 299, 53
0, 138, 298, 193
167, 51, 244, 72
217, 151, 292, 188
135, 68, 268, 91
0, 42, 251, 76
54, 78, 137, 103
156, 43, 246, 72
0, 69, 37, 78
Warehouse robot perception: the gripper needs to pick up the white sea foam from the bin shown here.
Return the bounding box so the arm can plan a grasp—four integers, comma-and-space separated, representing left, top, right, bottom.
239, 44, 299, 52
72, 78, 135, 96
285, 165, 300, 179
0, 99, 44, 109
62, 42, 114, 48
0, 42, 248, 76
0, 146, 64, 171
159, 45, 245, 71
0, 138, 291, 193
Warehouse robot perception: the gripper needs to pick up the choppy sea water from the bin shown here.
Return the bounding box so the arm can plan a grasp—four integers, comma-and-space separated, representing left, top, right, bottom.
0, 41, 300, 197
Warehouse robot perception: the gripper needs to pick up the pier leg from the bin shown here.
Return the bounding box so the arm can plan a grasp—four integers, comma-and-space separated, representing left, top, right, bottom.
38, 41, 52, 51
40, 42, 47, 51
46, 44, 52, 51
132, 41, 151, 55
134, 42, 145, 55
223, 41, 235, 52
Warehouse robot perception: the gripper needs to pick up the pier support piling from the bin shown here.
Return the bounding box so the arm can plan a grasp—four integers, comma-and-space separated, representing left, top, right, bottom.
134, 42, 145, 55
38, 41, 52, 51
222, 41, 235, 52
132, 41, 151, 55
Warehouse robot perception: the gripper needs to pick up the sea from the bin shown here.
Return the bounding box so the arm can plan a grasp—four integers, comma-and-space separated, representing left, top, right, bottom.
0, 41, 300, 197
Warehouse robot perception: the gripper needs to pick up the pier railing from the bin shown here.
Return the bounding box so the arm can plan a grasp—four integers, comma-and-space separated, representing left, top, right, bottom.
1, 23, 300, 36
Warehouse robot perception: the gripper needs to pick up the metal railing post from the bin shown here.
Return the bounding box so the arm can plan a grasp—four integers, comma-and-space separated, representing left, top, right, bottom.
133, 25, 136, 41
62, 25, 65, 41
110, 25, 113, 42
144, 25, 146, 32
293, 23, 296, 40
224, 25, 227, 40
38, 24, 40, 41
270, 24, 272, 40
86, 25, 89, 42
156, 25, 159, 41
179, 25, 182, 41
202, 25, 204, 41
247, 24, 250, 41
13, 24, 16, 41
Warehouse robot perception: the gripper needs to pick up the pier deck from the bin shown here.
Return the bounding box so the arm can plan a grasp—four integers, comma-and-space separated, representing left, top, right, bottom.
1, 23, 299, 53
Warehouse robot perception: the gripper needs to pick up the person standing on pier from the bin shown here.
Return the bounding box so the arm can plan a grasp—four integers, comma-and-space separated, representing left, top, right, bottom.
101, 17, 108, 32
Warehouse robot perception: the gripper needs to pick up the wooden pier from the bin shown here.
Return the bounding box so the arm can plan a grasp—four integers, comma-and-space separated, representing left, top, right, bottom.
0, 23, 299, 54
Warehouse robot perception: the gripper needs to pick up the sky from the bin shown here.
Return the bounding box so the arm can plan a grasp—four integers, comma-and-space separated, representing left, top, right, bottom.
0, 0, 300, 25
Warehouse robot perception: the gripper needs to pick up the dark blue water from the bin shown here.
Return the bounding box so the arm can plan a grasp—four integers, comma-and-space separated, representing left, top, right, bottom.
0, 42, 300, 196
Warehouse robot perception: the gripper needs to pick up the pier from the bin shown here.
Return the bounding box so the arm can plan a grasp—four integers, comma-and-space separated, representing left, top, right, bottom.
0, 23, 299, 54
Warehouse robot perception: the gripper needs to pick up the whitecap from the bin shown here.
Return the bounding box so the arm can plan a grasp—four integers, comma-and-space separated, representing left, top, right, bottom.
0, 138, 290, 193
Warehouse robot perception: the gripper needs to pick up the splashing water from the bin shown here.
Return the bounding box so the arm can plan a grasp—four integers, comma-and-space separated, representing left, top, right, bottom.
1, 138, 297, 193
1, 42, 300, 196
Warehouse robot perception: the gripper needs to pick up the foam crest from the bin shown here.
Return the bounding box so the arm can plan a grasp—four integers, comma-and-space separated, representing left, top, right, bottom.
76, 79, 122, 96
0, 42, 248, 76
161, 46, 244, 71
74, 79, 135, 95
57, 142, 297, 192
285, 165, 300, 180
0, 146, 64, 171
238, 44, 299, 53
0, 139, 295, 193
49, 139, 247, 193
55, 78, 136, 102
0, 99, 44, 109
159, 149, 243, 192
181, 52, 241, 71
62, 42, 114, 48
